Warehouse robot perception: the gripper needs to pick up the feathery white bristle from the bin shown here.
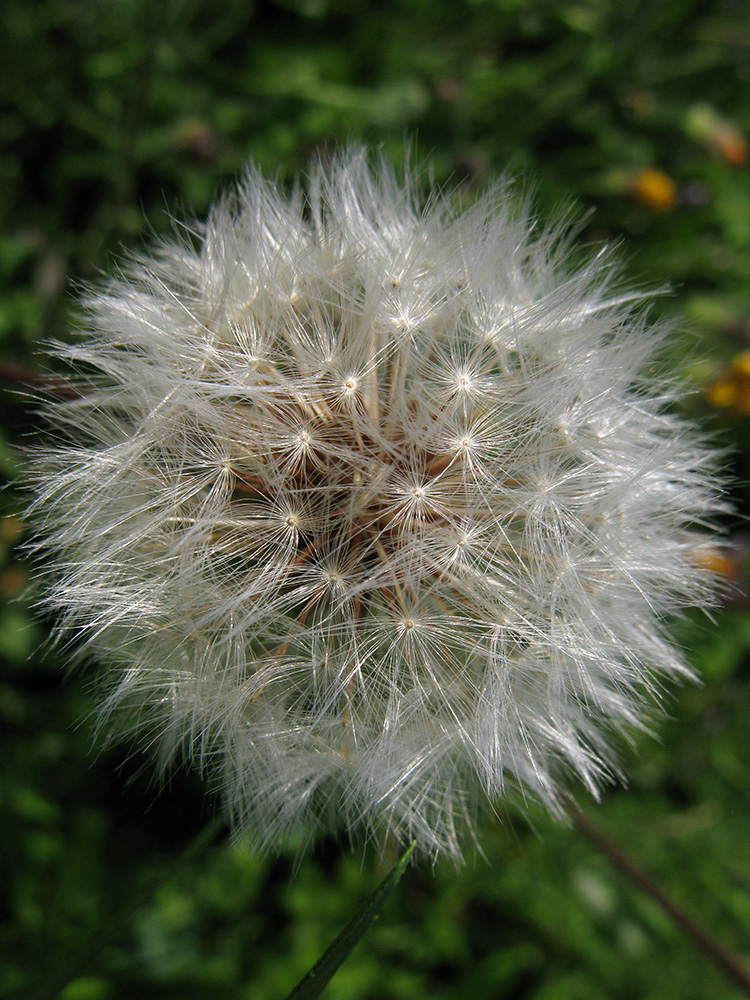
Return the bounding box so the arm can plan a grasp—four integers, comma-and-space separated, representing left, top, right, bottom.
28, 149, 727, 859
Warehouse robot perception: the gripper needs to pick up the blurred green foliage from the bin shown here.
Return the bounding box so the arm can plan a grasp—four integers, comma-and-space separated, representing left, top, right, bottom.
2, 0, 750, 997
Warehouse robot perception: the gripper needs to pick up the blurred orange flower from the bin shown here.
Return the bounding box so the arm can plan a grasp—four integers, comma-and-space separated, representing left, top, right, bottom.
705, 351, 750, 414
691, 545, 739, 582
711, 122, 748, 167
685, 103, 748, 167
630, 168, 677, 211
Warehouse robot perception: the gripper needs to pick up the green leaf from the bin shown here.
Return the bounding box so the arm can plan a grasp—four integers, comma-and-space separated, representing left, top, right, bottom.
284, 842, 416, 1000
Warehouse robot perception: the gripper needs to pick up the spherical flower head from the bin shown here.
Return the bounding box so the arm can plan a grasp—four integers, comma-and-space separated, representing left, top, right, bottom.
30, 149, 726, 859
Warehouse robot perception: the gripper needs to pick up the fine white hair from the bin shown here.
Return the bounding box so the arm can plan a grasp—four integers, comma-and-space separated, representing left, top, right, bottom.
29, 149, 726, 859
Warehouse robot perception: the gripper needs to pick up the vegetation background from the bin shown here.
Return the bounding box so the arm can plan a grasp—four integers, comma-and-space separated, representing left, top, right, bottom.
2, 0, 750, 997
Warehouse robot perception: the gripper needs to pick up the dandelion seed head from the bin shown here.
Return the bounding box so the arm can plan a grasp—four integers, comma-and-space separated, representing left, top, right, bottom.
29, 148, 728, 860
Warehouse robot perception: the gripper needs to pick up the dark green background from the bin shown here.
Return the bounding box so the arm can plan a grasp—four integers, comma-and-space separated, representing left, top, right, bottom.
2, 1, 750, 997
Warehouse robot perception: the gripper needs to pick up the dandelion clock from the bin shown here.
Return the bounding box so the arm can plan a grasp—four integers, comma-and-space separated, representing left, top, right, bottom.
29, 149, 726, 859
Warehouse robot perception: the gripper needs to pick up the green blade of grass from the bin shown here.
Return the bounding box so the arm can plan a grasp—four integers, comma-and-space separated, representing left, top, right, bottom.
284, 841, 416, 1000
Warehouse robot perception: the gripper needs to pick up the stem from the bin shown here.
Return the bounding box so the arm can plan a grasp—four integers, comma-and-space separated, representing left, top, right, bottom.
565, 796, 750, 996
0, 362, 80, 397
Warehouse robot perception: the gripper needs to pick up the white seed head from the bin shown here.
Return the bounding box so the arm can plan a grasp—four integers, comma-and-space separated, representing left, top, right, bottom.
28, 149, 727, 859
